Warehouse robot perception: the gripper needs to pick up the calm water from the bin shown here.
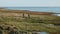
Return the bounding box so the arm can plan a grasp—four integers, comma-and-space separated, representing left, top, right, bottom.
5, 7, 60, 13
5, 7, 60, 16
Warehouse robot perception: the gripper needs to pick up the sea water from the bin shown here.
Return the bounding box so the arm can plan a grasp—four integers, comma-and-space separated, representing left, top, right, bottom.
5, 7, 60, 16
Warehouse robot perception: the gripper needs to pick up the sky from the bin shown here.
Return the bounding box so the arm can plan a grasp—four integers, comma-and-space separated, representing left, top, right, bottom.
0, 0, 60, 7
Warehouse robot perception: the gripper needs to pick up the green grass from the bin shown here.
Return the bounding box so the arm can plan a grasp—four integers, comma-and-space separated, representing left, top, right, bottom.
0, 11, 60, 33
0, 16, 60, 33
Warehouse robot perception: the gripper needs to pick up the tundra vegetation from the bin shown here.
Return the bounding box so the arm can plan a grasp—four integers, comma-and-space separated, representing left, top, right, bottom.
0, 10, 60, 34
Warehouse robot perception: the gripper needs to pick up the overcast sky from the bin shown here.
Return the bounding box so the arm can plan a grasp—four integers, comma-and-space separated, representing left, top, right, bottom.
0, 0, 60, 7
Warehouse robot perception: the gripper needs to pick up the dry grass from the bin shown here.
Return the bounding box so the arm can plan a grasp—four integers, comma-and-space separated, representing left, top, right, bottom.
0, 10, 60, 33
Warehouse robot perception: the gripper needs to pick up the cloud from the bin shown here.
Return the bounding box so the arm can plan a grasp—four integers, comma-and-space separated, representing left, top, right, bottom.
0, 0, 60, 7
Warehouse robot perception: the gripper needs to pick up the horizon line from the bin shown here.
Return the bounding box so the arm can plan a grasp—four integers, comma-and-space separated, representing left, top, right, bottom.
1, 6, 60, 8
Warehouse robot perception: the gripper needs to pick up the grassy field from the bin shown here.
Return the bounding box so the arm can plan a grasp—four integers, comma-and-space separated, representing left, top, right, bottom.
0, 10, 60, 34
